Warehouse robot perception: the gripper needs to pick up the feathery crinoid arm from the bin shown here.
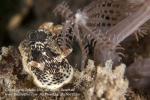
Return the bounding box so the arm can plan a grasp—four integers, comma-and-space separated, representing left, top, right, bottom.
53, 0, 128, 66
56, 21, 75, 57
106, 0, 150, 46
53, 1, 73, 20
83, 0, 128, 33
53, 2, 75, 57
73, 22, 98, 69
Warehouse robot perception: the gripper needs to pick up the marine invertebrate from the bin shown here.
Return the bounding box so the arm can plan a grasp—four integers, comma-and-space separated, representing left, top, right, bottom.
19, 25, 73, 91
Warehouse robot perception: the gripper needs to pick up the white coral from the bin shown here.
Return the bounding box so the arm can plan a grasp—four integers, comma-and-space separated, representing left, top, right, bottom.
95, 60, 128, 100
